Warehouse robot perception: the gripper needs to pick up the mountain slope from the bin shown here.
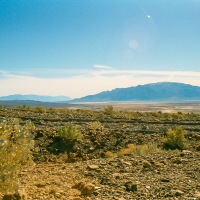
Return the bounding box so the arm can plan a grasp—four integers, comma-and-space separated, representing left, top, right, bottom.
73, 82, 200, 102
0, 94, 71, 102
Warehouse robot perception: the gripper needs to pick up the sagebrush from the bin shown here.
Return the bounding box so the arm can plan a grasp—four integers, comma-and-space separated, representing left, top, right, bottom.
58, 124, 82, 140
0, 118, 35, 194
164, 126, 188, 150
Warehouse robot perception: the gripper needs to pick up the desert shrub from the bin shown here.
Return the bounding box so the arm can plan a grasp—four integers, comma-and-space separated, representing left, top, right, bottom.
58, 124, 82, 140
105, 151, 115, 157
34, 106, 46, 113
118, 144, 136, 156
104, 105, 114, 115
133, 143, 163, 156
48, 108, 59, 114
118, 143, 163, 157
61, 108, 69, 114
89, 121, 102, 134
17, 105, 31, 111
164, 126, 188, 150
0, 118, 35, 195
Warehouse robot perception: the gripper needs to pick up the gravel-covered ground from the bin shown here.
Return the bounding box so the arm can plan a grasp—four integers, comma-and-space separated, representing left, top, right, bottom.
0, 107, 200, 199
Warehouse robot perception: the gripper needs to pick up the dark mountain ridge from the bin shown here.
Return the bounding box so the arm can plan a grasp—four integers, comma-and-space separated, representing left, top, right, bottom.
73, 82, 200, 102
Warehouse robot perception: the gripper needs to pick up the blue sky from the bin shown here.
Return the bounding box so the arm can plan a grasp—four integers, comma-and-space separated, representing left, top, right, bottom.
0, 0, 200, 98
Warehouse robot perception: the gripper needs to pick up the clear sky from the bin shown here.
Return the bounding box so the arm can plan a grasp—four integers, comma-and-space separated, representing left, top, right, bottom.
0, 0, 200, 98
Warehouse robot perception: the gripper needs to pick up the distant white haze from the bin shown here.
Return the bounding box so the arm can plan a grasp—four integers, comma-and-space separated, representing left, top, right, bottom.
0, 68, 200, 99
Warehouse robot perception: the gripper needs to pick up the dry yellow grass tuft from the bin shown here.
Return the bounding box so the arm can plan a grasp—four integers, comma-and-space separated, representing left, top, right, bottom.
105, 151, 116, 157
118, 143, 163, 157
118, 144, 136, 156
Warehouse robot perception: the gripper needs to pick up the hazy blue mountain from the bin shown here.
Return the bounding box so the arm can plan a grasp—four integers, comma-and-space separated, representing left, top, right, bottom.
73, 82, 200, 102
0, 94, 71, 102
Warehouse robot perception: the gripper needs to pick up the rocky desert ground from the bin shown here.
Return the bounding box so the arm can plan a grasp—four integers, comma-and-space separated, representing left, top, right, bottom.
0, 105, 200, 200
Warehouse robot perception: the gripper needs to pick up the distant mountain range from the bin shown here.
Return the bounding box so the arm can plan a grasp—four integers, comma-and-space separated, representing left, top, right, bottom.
73, 82, 200, 102
0, 94, 71, 102
1, 82, 200, 104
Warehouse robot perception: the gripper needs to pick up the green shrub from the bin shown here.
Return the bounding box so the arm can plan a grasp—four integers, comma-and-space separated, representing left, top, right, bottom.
133, 143, 163, 156
164, 126, 187, 150
104, 105, 114, 115
0, 118, 35, 195
89, 121, 102, 134
34, 106, 46, 113
48, 108, 59, 114
58, 124, 82, 140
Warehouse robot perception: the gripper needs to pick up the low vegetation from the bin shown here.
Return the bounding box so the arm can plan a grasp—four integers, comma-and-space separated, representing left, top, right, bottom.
89, 121, 102, 134
104, 105, 114, 115
58, 124, 82, 140
34, 106, 46, 113
118, 143, 163, 157
163, 126, 188, 150
0, 118, 35, 195
0, 105, 199, 199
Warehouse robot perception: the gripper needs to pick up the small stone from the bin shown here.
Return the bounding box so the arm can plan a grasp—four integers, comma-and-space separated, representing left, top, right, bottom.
72, 182, 85, 190
35, 181, 46, 187
172, 158, 182, 164
124, 161, 132, 166
89, 147, 95, 151
124, 181, 138, 192
113, 173, 123, 180
131, 159, 138, 165
172, 189, 184, 196
182, 150, 192, 154
143, 160, 152, 168
87, 165, 99, 170
194, 192, 200, 198
94, 186, 101, 190
161, 178, 170, 182
155, 162, 164, 167
81, 184, 95, 195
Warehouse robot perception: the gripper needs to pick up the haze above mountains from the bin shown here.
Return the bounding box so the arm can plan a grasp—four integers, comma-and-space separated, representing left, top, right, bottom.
0, 82, 200, 103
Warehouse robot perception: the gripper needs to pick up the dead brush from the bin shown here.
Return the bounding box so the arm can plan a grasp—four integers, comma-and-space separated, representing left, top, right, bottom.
118, 143, 163, 157
133, 143, 163, 156
105, 151, 116, 157
118, 144, 136, 156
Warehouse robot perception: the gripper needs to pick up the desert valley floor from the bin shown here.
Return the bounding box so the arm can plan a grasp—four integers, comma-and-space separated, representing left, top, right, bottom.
0, 103, 200, 200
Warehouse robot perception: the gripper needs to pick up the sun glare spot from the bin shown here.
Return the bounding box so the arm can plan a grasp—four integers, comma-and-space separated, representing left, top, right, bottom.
129, 40, 138, 49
